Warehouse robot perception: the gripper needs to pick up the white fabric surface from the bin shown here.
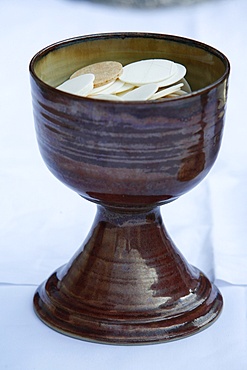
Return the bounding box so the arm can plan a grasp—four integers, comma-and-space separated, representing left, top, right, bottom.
1, 0, 247, 368
0, 282, 246, 369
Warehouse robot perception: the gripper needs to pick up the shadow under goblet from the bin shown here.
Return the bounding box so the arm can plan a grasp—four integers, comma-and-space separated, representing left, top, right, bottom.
30, 32, 230, 344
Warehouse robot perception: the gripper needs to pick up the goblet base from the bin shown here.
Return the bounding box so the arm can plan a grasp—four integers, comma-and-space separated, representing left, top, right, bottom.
33, 205, 223, 344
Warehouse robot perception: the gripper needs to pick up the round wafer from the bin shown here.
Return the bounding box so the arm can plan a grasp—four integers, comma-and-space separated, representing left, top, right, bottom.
70, 61, 123, 88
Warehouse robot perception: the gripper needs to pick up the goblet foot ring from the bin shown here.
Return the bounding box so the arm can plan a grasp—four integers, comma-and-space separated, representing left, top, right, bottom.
33, 205, 223, 345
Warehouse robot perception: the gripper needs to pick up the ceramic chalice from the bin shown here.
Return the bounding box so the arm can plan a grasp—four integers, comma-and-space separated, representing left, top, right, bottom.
30, 32, 230, 344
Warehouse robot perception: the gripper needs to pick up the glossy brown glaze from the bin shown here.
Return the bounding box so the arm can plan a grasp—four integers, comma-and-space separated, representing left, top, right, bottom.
34, 206, 223, 344
30, 33, 230, 344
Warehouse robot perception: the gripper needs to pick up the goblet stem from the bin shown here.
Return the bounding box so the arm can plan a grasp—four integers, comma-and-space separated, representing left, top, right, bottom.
34, 204, 223, 344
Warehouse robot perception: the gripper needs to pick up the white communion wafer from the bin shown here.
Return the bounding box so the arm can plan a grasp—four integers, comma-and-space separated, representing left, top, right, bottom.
77, 79, 97, 96
172, 89, 188, 96
179, 77, 192, 93
119, 59, 177, 86
96, 79, 125, 95
90, 80, 115, 95
88, 94, 122, 101
157, 64, 186, 88
121, 83, 159, 101
149, 83, 184, 100
56, 73, 95, 95
115, 83, 135, 94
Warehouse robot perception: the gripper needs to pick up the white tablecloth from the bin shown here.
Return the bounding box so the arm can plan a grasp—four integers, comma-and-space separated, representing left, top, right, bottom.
1, 0, 246, 368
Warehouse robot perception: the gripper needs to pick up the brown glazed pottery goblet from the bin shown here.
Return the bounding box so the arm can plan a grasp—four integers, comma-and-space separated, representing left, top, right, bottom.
30, 32, 230, 344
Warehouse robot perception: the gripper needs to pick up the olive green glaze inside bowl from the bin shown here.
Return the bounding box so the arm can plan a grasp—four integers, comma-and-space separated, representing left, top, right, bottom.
31, 32, 228, 95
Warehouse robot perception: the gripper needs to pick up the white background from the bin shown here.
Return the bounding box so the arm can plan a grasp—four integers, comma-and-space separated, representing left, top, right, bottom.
0, 0, 246, 368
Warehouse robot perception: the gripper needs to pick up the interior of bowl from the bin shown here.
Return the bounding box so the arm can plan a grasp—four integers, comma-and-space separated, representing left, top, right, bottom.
31, 33, 229, 94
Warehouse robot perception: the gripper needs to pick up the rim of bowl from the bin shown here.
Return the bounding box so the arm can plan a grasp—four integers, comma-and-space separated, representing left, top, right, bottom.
29, 32, 230, 105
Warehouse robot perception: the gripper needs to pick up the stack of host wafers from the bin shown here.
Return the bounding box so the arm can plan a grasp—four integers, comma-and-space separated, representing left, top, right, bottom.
57, 59, 191, 101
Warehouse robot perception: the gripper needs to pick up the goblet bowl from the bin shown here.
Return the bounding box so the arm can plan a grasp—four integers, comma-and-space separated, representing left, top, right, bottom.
30, 32, 230, 344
